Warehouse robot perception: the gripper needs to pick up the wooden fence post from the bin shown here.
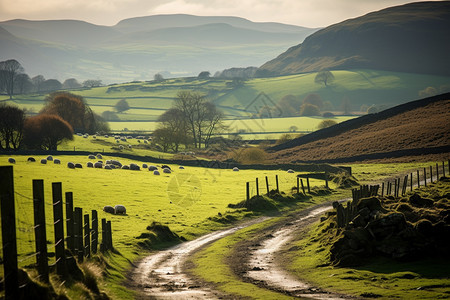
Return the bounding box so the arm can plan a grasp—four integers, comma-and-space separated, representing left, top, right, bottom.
394, 179, 398, 198
417, 170, 420, 188
65, 192, 74, 254
107, 221, 113, 250
429, 166, 433, 183
32, 179, 49, 283
424, 168, 427, 187
410, 173, 413, 192
306, 177, 311, 193
92, 210, 98, 254
265, 176, 269, 194
436, 163, 439, 181
74, 207, 84, 262
301, 179, 305, 195
256, 178, 259, 196
0, 166, 19, 299
84, 214, 90, 258
101, 218, 107, 252
325, 172, 329, 189
443, 161, 446, 178
381, 182, 384, 197
297, 177, 300, 194
246, 182, 250, 200
52, 182, 67, 277
275, 175, 279, 193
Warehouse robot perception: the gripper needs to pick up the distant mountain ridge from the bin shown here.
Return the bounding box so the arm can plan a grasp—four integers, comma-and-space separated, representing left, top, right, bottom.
0, 15, 317, 83
258, 1, 450, 77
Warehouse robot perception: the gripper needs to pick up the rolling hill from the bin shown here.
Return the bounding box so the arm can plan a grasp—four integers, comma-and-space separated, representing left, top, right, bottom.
269, 93, 450, 163
258, 1, 450, 77
0, 15, 317, 83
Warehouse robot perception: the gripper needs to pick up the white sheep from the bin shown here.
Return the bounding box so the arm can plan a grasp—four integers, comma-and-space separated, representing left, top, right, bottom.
88, 154, 96, 159
144, 140, 148, 144
122, 165, 130, 170
233, 167, 239, 171
94, 162, 103, 168
128, 144, 132, 148
287, 169, 295, 173
153, 170, 160, 175
142, 163, 148, 169
119, 145, 124, 150
27, 157, 36, 162
54, 159, 61, 164
114, 205, 126, 215
87, 162, 94, 168
8, 157, 15, 164
96, 154, 103, 159
40, 159, 47, 164
149, 165, 158, 171
67, 162, 75, 169
46, 155, 53, 161
75, 163, 82, 168
179, 166, 185, 169
104, 165, 112, 170
104, 135, 109, 138
163, 168, 171, 174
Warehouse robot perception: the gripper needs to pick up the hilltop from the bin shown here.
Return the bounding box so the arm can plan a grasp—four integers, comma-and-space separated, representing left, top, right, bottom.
0, 15, 317, 83
258, 1, 450, 76
269, 93, 450, 163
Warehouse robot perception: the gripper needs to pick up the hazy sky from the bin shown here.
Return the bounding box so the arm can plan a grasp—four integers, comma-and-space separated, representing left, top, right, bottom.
0, 0, 442, 27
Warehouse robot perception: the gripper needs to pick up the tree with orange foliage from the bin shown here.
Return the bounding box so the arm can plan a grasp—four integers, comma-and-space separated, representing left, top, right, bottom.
23, 114, 73, 150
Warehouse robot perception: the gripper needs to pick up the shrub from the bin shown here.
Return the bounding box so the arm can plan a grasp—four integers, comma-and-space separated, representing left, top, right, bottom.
299, 103, 320, 116
317, 119, 338, 130
231, 147, 267, 164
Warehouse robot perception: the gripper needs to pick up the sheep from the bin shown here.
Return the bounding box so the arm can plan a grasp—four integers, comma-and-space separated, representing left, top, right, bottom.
94, 162, 103, 168
87, 162, 94, 168
179, 166, 185, 169
142, 163, 148, 169
119, 145, 124, 150
109, 160, 122, 167
104, 165, 112, 170
103, 206, 115, 214
148, 165, 158, 171
8, 157, 15, 164
128, 144, 132, 149
67, 162, 75, 169
130, 163, 140, 171
114, 205, 126, 215
83, 134, 88, 138
161, 165, 171, 170
77, 133, 83, 136
116, 140, 120, 144
233, 167, 239, 171
287, 169, 295, 173
122, 165, 130, 170
153, 170, 160, 175
54, 159, 61, 164
163, 168, 171, 174
127, 136, 133, 139
96, 154, 103, 159
46, 155, 53, 161
104, 135, 109, 138
88, 154, 96, 159
144, 140, 148, 144
40, 159, 47, 164
27, 157, 36, 162
75, 163, 82, 168
93, 135, 97, 139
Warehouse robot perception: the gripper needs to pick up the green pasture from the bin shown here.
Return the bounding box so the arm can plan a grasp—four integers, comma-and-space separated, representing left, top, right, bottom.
3, 69, 449, 123
0, 154, 329, 270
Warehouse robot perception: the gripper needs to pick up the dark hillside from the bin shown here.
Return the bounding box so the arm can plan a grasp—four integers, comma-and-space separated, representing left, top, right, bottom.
269, 92, 450, 163
258, 1, 450, 76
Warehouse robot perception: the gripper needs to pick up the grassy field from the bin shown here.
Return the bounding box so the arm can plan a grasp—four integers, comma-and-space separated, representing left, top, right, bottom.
0, 153, 330, 296
2, 69, 449, 122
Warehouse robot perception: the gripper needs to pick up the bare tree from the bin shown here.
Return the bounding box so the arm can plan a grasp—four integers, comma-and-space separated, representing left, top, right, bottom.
0, 59, 24, 99
157, 108, 190, 152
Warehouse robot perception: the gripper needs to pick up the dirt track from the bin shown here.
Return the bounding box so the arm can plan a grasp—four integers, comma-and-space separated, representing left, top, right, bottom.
128, 199, 358, 299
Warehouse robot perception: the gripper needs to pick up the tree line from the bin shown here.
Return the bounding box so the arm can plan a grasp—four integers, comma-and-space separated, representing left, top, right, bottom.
0, 59, 102, 99
0, 92, 108, 151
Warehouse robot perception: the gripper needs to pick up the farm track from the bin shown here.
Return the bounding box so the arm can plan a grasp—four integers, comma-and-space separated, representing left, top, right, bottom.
128, 199, 356, 299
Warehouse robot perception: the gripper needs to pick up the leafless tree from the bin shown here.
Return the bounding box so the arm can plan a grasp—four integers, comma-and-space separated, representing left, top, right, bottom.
0, 59, 24, 99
